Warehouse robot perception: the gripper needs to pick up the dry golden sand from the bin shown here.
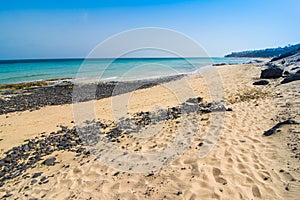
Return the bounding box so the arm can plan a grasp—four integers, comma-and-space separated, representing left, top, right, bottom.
0, 63, 299, 199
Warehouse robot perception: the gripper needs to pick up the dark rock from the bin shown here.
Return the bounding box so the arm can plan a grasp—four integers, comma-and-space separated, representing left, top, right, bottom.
42, 157, 56, 166
112, 171, 120, 176
283, 71, 290, 75
186, 97, 203, 104
263, 120, 299, 136
285, 184, 290, 191
146, 173, 154, 177
3, 193, 12, 198
39, 176, 49, 184
281, 74, 300, 84
226, 107, 233, 111
30, 179, 37, 185
176, 191, 183, 195
260, 64, 283, 79
253, 80, 269, 85
32, 172, 42, 178
213, 63, 226, 66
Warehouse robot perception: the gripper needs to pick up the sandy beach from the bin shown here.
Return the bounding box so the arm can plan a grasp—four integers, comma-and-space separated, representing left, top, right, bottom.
0, 61, 299, 200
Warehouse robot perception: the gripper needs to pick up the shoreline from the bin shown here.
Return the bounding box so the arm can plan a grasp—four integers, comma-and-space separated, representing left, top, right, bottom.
0, 57, 251, 86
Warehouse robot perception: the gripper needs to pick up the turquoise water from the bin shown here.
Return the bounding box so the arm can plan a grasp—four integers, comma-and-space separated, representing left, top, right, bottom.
0, 57, 250, 84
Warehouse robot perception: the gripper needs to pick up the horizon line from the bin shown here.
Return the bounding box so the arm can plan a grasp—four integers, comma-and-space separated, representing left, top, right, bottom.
0, 56, 232, 64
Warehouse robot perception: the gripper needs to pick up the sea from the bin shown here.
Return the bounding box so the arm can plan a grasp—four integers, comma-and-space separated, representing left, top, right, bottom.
0, 57, 250, 85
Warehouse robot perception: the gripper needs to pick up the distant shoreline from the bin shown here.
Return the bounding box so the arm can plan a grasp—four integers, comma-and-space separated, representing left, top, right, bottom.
0, 57, 235, 64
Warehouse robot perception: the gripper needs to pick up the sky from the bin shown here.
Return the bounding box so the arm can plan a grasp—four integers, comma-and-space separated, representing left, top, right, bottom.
0, 0, 299, 59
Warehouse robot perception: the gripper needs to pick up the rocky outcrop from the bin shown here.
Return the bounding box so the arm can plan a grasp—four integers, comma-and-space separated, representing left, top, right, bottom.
281, 74, 300, 84
260, 63, 283, 79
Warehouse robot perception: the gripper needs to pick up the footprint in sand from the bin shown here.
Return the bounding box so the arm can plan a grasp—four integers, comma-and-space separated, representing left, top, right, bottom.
252, 185, 261, 198
213, 167, 227, 185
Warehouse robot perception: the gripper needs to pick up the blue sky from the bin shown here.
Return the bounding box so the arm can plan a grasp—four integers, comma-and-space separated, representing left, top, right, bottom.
0, 0, 299, 59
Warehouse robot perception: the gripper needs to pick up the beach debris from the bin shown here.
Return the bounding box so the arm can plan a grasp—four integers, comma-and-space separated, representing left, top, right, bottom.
263, 119, 299, 136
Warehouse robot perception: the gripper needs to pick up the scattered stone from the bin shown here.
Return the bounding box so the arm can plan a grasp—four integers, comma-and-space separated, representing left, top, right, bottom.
285, 184, 290, 191
263, 119, 299, 136
253, 80, 269, 85
198, 142, 204, 146
42, 157, 56, 166
32, 172, 42, 178
30, 179, 37, 185
39, 176, 49, 184
146, 173, 154, 177
0, 96, 230, 188
3, 193, 12, 198
186, 97, 203, 104
226, 107, 233, 111
112, 171, 120, 176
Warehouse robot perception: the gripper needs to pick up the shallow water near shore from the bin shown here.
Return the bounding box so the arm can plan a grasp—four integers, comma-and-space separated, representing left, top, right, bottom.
0, 57, 250, 84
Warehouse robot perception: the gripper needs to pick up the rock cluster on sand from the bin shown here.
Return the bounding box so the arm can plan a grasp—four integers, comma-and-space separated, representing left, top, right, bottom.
0, 96, 230, 189
0, 126, 89, 188
0, 75, 183, 114
255, 49, 300, 85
